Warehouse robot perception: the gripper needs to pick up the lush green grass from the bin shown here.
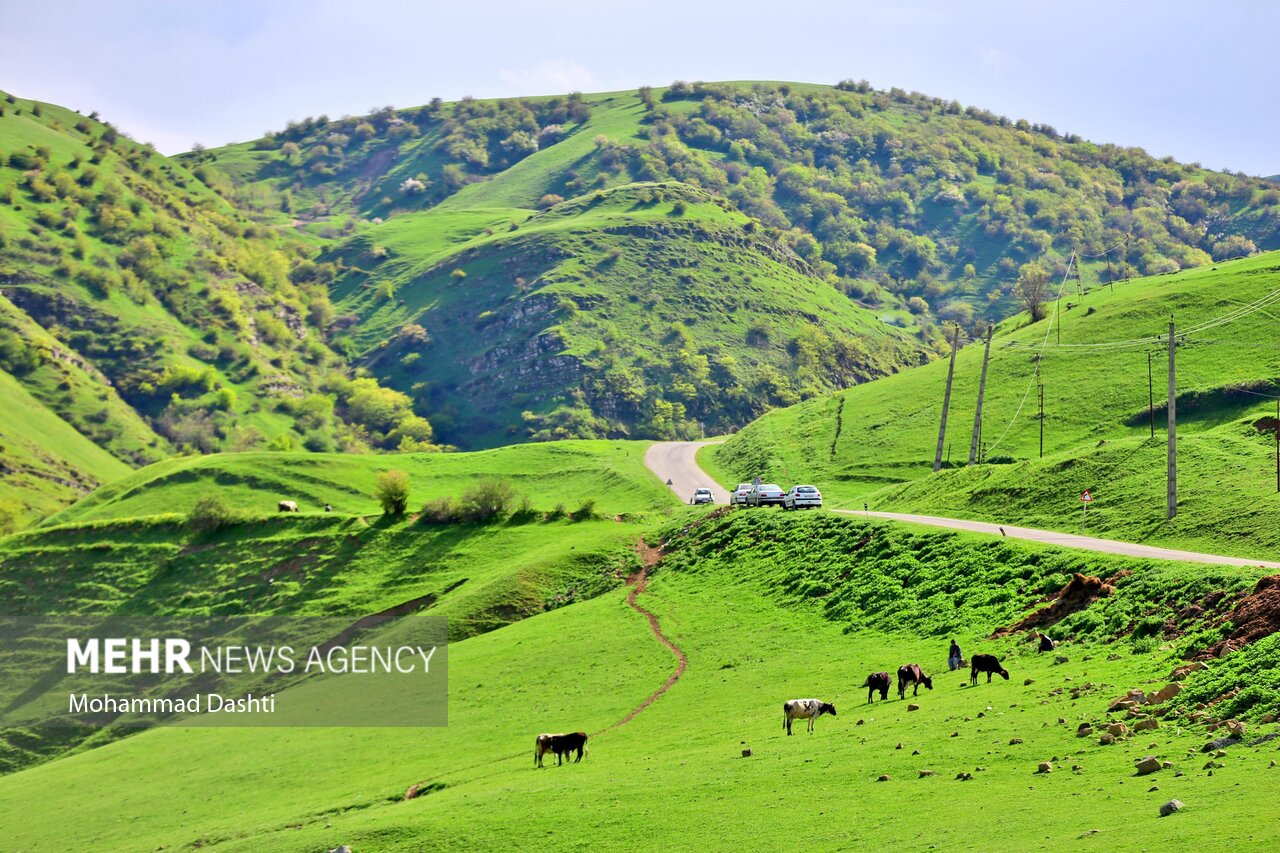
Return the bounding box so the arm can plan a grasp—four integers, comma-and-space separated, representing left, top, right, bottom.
43, 439, 674, 525
712, 252, 1280, 557
1, 510, 1276, 850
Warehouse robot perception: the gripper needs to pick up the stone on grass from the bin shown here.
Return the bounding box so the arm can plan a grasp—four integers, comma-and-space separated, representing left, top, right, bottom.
1159, 799, 1184, 817
907, 703, 920, 712
919, 769, 934, 778
1037, 761, 1052, 773
877, 774, 890, 782
1135, 756, 1161, 775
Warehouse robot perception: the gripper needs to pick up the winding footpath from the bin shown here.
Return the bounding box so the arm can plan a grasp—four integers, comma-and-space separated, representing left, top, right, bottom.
644, 440, 1280, 569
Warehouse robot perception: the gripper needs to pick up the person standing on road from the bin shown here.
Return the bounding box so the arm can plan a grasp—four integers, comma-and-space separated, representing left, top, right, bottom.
947, 639, 963, 671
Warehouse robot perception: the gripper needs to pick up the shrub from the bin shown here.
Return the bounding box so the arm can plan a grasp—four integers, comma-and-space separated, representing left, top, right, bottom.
374, 469, 411, 515
459, 478, 519, 523
187, 495, 238, 533
418, 496, 458, 525
537, 194, 564, 209
570, 498, 598, 522
0, 498, 23, 537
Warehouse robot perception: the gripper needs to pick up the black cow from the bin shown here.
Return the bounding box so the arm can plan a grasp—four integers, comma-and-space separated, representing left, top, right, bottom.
897, 664, 933, 699
862, 671, 891, 703
1037, 632, 1056, 652
970, 653, 1010, 685
550, 731, 588, 765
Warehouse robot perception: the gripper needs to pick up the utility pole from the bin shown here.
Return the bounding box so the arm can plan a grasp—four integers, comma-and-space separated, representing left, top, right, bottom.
1167, 318, 1177, 519
968, 325, 993, 466
1038, 383, 1045, 459
1106, 255, 1115, 294
1275, 397, 1279, 494
933, 324, 961, 472
1147, 352, 1155, 438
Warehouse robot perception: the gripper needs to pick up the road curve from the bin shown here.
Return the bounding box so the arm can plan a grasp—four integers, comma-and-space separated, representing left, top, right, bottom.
644, 441, 728, 505
641, 441, 1280, 568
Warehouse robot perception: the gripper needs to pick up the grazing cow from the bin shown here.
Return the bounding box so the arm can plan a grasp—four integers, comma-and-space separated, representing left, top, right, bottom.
970, 653, 1010, 685
862, 672, 891, 703
897, 664, 933, 699
324, 503, 333, 513
782, 698, 836, 734
1037, 632, 1056, 653
550, 731, 588, 765
278, 500, 299, 513
534, 733, 555, 768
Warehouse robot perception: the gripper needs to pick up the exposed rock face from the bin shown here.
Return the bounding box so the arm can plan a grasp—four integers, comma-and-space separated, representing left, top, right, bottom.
1201, 575, 1280, 658
997, 573, 1115, 635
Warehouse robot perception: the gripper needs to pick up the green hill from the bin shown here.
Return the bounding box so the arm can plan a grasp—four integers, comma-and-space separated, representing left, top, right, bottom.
708, 251, 1280, 558
0, 92, 440, 525
192, 81, 1280, 449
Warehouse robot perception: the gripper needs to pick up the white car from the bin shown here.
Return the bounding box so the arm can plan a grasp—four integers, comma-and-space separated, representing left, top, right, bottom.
732, 484, 754, 506
784, 485, 823, 510
691, 488, 714, 505
746, 483, 786, 507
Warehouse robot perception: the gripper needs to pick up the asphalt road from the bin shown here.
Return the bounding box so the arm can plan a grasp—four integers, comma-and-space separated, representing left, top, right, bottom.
644, 441, 728, 505
642, 441, 1280, 569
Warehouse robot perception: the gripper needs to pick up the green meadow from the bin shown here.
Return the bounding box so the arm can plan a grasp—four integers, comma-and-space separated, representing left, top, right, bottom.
1, 511, 1276, 851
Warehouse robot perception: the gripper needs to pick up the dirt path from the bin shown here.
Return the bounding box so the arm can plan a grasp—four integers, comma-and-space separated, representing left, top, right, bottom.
598, 542, 687, 732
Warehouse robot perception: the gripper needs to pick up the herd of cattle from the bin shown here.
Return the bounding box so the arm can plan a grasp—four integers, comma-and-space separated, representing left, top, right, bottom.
536, 653, 1015, 767
784, 654, 1013, 735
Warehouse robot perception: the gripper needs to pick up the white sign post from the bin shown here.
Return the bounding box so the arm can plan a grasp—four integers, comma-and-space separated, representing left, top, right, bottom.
1080, 490, 1093, 532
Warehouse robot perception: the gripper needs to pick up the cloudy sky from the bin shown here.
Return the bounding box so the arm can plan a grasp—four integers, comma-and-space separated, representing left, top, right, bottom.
3, 1, 1276, 174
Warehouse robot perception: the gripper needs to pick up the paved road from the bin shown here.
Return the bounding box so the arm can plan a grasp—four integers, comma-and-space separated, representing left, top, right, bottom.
641, 442, 1280, 568
644, 441, 728, 505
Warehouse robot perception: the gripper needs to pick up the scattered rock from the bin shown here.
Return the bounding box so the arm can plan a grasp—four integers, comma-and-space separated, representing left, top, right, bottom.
1134, 718, 1159, 731
1202, 737, 1238, 752
1107, 722, 1130, 737
950, 731, 959, 737
1058, 717, 1067, 725
329, 847, 353, 853
856, 718, 865, 726
1054, 655, 1069, 664
956, 772, 973, 781
912, 749, 920, 755
1080, 829, 1100, 838
741, 748, 753, 758
1261, 713, 1276, 724
919, 769, 934, 778
1009, 737, 1023, 745
1170, 662, 1205, 680
1037, 761, 1053, 774
1024, 678, 1035, 686
1071, 764, 1084, 772
1148, 785, 1159, 792
1202, 761, 1222, 770
1135, 756, 1162, 775
1159, 799, 1184, 817
1099, 732, 1116, 745
895, 742, 903, 750
1226, 720, 1246, 738
877, 774, 891, 782
1077, 724, 1094, 738
907, 704, 920, 712
1109, 690, 1146, 712
1149, 683, 1183, 704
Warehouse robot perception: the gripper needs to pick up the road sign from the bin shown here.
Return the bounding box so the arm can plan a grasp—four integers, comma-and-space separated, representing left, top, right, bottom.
1081, 490, 1093, 503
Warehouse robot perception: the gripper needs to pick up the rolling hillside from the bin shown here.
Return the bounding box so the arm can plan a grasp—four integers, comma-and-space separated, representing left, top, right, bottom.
194, 81, 1280, 449
708, 251, 1280, 558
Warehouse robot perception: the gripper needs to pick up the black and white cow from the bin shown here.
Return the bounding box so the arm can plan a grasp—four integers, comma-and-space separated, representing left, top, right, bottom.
782, 698, 837, 735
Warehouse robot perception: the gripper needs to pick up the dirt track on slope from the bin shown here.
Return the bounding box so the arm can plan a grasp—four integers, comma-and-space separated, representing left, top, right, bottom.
598, 540, 688, 732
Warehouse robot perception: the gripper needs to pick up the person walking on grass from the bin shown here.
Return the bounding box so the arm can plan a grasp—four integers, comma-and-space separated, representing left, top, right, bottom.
948, 639, 963, 671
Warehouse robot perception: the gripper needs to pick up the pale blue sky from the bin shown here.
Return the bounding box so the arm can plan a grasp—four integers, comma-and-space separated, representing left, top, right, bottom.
2, 1, 1276, 174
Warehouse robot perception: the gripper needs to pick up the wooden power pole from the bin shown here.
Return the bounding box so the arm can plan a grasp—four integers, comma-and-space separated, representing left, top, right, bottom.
968, 325, 993, 466
1038, 383, 1045, 459
933, 324, 961, 472
1167, 318, 1177, 519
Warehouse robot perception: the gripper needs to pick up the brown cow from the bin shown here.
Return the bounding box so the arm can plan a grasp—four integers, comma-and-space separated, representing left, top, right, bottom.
897, 664, 933, 699
550, 731, 588, 765
862, 671, 891, 703
534, 733, 555, 768
970, 653, 1010, 685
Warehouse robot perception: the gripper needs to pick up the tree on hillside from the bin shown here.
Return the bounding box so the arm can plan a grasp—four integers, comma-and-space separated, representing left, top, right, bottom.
375, 469, 411, 515
1015, 261, 1051, 322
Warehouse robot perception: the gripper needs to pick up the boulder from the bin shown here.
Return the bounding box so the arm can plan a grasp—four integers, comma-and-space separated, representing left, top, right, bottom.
1009, 737, 1023, 745
1159, 799, 1184, 817
1106, 722, 1130, 737
907, 703, 920, 712
741, 748, 753, 758
1201, 736, 1239, 752
1134, 718, 1159, 732
1170, 662, 1205, 680
329, 847, 354, 853
1149, 683, 1183, 704
919, 769, 934, 777
1077, 724, 1094, 738
1099, 732, 1116, 745
877, 774, 891, 782
956, 772, 973, 781
1037, 761, 1053, 773
895, 742, 903, 750
1226, 720, 1246, 738
1135, 756, 1162, 775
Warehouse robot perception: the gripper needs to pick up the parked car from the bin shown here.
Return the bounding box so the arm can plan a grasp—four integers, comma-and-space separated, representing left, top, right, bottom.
732, 483, 754, 506
783, 485, 823, 510
746, 483, 786, 507
691, 488, 714, 505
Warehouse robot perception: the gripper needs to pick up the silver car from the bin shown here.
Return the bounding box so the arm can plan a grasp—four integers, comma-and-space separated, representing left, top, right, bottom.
691, 488, 714, 505
784, 485, 823, 510
732, 483, 754, 506
746, 483, 786, 507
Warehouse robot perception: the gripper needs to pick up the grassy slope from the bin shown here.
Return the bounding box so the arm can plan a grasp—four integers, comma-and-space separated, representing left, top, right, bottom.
1, 511, 1276, 851
709, 252, 1280, 557
44, 439, 672, 525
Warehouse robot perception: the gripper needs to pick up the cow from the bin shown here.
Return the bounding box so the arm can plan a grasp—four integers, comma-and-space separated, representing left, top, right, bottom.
324, 503, 333, 513
1036, 632, 1056, 653
783, 698, 836, 734
862, 672, 891, 703
550, 731, 588, 765
970, 653, 1010, 685
534, 733, 555, 768
278, 500, 299, 513
897, 664, 933, 699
